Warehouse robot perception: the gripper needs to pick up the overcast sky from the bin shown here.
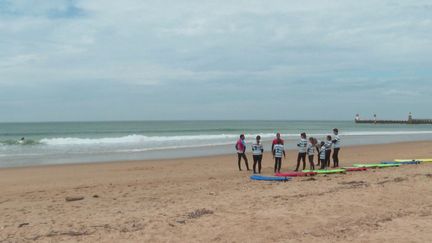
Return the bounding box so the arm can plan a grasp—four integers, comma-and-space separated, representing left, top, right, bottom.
1, 0, 431, 122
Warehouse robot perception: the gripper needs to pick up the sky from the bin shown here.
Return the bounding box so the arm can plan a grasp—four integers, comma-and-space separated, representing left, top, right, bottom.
1, 0, 432, 122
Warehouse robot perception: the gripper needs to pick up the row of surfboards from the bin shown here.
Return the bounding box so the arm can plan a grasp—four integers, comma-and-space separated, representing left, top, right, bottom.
250, 158, 432, 181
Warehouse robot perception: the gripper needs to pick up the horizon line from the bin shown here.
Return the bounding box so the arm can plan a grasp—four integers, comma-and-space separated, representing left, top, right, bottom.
0, 119, 356, 124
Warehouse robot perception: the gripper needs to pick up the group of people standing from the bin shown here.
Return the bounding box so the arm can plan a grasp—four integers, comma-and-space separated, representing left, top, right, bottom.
235, 129, 341, 174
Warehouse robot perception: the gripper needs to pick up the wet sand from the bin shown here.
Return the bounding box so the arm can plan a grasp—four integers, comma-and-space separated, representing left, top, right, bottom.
1, 141, 432, 242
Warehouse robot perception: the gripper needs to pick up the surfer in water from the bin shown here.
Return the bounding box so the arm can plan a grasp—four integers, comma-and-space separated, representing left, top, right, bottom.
235, 134, 250, 171
18, 137, 25, 144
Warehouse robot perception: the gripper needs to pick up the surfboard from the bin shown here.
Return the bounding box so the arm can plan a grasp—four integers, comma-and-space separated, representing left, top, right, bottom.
395, 159, 432, 162
343, 167, 368, 172
250, 175, 291, 181
302, 169, 345, 174
275, 171, 317, 177
381, 161, 421, 165
353, 163, 400, 168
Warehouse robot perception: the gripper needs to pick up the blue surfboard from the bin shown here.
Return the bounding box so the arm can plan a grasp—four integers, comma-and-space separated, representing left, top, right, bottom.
381, 161, 421, 165
250, 175, 291, 181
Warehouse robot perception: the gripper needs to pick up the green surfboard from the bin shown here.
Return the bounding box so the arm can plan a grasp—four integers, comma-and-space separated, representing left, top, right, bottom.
302, 169, 346, 174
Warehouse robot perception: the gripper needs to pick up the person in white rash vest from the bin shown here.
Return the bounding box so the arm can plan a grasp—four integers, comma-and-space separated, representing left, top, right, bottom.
319, 141, 327, 169
307, 137, 316, 170
273, 140, 285, 173
251, 135, 264, 174
325, 135, 333, 167
295, 132, 308, 171
332, 128, 341, 167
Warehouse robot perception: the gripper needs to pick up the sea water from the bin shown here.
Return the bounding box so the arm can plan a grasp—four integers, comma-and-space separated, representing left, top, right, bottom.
1, 120, 432, 168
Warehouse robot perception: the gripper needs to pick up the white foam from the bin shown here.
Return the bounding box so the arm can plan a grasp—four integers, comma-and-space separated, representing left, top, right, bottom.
39, 134, 277, 146
37, 131, 432, 146
114, 142, 233, 153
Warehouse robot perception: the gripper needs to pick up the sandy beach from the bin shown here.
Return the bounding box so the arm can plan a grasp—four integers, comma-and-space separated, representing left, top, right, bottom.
1, 141, 432, 242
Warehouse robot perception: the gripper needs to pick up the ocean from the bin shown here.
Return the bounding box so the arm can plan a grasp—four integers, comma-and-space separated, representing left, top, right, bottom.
1, 120, 432, 168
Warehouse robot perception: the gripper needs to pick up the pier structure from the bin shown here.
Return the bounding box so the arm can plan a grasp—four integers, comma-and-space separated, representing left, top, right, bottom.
355, 113, 432, 124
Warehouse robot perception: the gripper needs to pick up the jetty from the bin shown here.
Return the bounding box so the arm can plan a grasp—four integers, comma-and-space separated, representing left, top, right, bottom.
355, 113, 432, 125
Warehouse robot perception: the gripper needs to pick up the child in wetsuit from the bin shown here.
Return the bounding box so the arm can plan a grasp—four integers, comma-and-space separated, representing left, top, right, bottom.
251, 135, 264, 174
307, 137, 316, 170
319, 141, 327, 169
325, 135, 333, 168
273, 140, 285, 173
295, 132, 308, 171
314, 138, 321, 167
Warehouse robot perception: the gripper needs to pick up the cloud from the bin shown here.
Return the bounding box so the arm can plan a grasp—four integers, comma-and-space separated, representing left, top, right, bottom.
0, 0, 431, 121
382, 89, 421, 97
0, 0, 85, 18
0, 53, 43, 67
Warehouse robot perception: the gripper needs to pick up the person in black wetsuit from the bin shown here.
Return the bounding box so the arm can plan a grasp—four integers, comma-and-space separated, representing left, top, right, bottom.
273, 140, 285, 173
319, 141, 327, 169
235, 134, 249, 171
325, 135, 332, 167
251, 135, 264, 174
271, 132, 284, 153
307, 137, 316, 170
295, 132, 308, 171
314, 138, 321, 167
332, 128, 341, 168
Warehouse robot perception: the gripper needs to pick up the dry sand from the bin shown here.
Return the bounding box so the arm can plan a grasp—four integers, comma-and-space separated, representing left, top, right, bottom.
1, 141, 432, 243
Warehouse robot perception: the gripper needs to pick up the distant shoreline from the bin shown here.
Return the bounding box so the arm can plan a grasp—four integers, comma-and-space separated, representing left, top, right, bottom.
1, 140, 430, 170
